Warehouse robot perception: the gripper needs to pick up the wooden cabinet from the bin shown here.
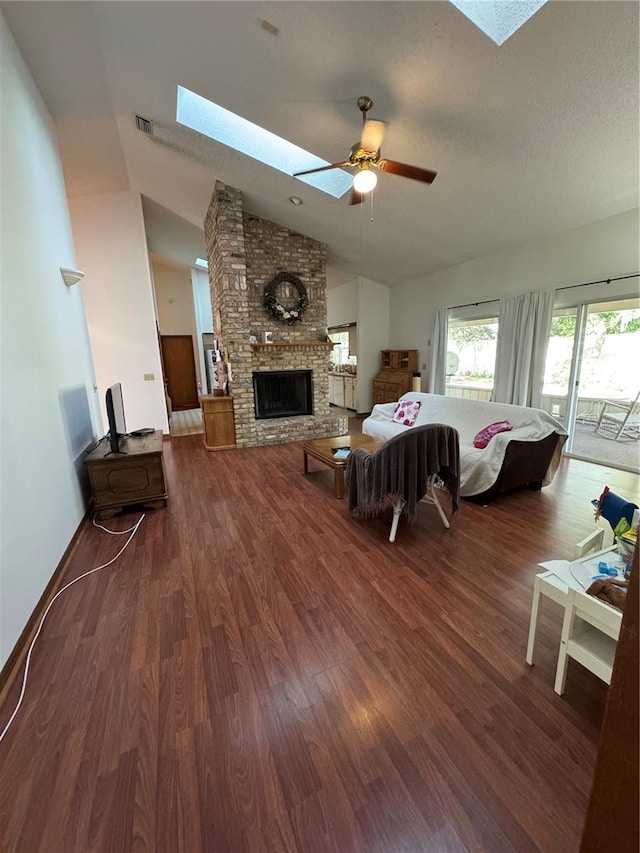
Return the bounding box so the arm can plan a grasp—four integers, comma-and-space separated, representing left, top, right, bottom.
372, 350, 418, 406
200, 394, 236, 451
380, 350, 418, 372
85, 431, 168, 518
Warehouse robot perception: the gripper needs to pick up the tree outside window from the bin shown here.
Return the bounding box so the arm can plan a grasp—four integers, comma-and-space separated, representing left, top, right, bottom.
446, 318, 498, 397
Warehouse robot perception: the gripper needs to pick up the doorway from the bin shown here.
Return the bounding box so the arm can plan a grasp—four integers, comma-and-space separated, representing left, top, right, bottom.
541, 298, 640, 471
160, 334, 199, 411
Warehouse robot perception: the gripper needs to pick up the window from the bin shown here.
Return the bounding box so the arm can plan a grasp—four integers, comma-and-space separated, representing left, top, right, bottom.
445, 317, 499, 400
328, 325, 357, 368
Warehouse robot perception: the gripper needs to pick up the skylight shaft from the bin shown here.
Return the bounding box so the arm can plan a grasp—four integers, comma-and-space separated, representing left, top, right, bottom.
449, 0, 548, 46
176, 86, 351, 198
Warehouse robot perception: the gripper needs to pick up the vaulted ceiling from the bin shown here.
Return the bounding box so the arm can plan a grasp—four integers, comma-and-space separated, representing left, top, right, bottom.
3, 1, 638, 286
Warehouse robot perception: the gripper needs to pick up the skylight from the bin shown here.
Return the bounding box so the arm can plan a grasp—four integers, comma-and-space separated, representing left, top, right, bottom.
176, 86, 352, 199
195, 257, 208, 269
449, 0, 547, 46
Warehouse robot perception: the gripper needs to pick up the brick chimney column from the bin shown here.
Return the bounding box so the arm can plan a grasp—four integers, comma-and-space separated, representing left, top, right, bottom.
204, 181, 255, 443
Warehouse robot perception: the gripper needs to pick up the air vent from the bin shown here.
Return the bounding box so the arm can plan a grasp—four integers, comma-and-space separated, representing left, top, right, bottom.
134, 114, 154, 136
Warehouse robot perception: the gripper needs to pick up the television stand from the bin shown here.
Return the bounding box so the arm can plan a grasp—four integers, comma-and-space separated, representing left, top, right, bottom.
85, 430, 168, 518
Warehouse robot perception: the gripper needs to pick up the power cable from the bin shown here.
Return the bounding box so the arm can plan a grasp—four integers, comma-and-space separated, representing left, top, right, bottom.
0, 514, 145, 744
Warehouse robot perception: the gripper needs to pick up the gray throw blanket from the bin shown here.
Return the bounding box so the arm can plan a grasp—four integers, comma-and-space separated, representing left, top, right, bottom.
346, 423, 460, 522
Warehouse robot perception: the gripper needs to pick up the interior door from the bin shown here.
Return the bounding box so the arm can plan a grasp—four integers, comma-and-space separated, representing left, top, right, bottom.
160, 335, 198, 411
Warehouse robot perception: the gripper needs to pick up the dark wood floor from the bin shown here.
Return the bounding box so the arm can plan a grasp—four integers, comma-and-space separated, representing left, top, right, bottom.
1, 434, 638, 852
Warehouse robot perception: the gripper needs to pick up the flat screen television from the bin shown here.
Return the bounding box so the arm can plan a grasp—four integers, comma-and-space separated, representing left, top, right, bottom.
105, 382, 127, 454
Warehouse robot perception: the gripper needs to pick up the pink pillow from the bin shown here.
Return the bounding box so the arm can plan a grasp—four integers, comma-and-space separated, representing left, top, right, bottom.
391, 400, 422, 427
473, 420, 513, 448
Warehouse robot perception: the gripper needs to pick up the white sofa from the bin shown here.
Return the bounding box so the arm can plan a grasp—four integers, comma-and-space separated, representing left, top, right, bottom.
362, 392, 568, 498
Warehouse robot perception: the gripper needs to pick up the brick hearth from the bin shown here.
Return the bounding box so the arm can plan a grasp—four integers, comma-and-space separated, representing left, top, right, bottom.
204, 181, 348, 446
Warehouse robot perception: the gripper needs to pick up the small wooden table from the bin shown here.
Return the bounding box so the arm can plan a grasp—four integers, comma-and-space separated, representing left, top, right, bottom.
302, 434, 382, 499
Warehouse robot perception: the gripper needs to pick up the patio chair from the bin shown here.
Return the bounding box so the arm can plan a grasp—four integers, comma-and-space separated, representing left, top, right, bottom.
594, 391, 640, 440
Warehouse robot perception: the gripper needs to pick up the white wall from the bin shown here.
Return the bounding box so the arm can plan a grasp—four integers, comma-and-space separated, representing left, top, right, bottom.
390, 209, 640, 380
192, 268, 213, 334
191, 267, 213, 391
327, 278, 359, 327
70, 191, 169, 435
327, 277, 390, 412
357, 278, 391, 412
152, 260, 201, 385
0, 14, 101, 668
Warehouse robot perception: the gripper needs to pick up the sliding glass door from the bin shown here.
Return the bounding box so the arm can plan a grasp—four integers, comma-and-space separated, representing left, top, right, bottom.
542, 307, 579, 439
541, 298, 640, 470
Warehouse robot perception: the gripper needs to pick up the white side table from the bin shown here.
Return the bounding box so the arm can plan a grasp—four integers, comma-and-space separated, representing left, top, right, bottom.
526, 546, 620, 666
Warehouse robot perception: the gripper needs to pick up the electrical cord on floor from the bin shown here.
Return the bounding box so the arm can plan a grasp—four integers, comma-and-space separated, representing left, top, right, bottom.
0, 513, 145, 744
92, 516, 142, 535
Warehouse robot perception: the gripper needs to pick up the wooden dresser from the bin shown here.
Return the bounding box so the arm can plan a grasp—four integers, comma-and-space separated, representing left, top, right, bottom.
85, 430, 168, 518
371, 350, 418, 406
200, 394, 236, 450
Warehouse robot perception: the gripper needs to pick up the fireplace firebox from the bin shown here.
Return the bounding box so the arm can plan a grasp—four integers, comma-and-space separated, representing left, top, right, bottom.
253, 370, 313, 420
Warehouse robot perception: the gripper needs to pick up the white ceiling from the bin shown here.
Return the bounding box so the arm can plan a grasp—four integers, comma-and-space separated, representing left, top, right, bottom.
3, 1, 639, 286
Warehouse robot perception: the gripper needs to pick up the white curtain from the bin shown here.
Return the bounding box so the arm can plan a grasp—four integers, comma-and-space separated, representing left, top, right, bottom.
492, 290, 554, 407
428, 309, 449, 395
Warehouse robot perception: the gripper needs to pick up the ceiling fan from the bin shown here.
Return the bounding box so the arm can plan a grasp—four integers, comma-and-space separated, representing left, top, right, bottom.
293, 96, 437, 204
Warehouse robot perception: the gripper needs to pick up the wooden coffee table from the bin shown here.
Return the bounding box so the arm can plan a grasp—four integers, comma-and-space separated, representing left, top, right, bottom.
302, 433, 382, 499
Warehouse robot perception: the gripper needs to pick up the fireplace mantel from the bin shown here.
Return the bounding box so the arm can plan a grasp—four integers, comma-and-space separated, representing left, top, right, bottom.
251, 342, 333, 350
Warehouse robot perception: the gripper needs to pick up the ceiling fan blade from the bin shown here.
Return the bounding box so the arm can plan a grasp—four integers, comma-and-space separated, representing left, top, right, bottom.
293, 161, 350, 177
360, 119, 387, 153
349, 188, 365, 205
378, 159, 437, 184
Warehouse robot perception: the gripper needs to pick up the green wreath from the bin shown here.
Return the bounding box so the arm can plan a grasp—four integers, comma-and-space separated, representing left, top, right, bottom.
263, 272, 309, 325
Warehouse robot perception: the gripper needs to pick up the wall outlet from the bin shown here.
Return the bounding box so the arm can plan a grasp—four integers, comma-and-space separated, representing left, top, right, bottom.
143, 373, 155, 381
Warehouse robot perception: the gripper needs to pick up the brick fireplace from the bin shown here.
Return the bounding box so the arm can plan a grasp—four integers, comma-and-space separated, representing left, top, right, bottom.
204, 181, 348, 446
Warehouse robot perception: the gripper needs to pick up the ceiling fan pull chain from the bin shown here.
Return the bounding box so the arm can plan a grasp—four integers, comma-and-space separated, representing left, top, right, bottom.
359, 200, 365, 277
370, 190, 375, 222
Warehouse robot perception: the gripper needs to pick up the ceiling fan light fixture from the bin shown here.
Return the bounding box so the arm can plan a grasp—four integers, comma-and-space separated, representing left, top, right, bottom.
291, 96, 437, 200
353, 164, 377, 194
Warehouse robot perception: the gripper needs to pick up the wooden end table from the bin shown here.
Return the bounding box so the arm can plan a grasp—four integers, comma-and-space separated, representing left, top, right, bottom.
85, 430, 168, 518
302, 434, 382, 499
